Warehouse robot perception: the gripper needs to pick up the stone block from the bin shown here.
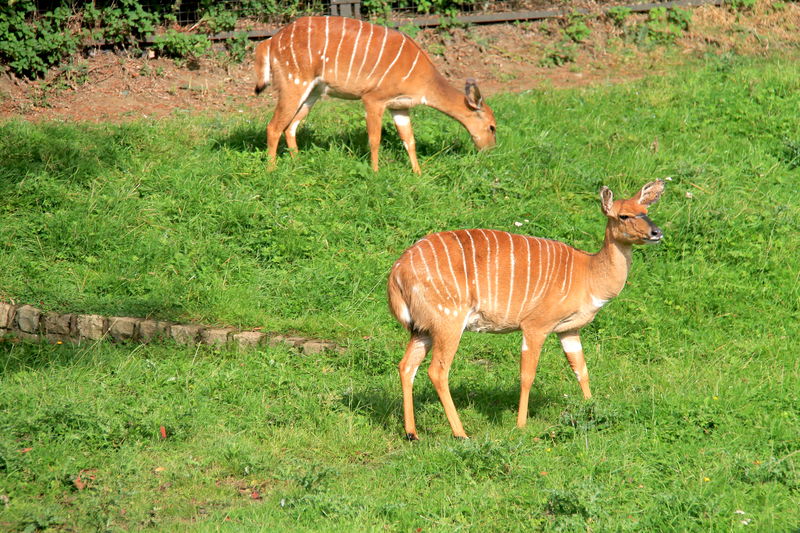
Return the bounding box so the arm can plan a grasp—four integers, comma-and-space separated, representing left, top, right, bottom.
43, 312, 73, 336
109, 316, 138, 342
282, 336, 307, 347
232, 331, 265, 349
139, 320, 170, 343
0, 302, 15, 329
200, 328, 234, 347
171, 324, 202, 345
15, 305, 41, 334
76, 314, 106, 340
301, 340, 340, 356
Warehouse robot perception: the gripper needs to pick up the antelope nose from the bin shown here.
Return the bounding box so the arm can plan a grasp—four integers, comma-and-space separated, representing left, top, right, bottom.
650, 226, 663, 240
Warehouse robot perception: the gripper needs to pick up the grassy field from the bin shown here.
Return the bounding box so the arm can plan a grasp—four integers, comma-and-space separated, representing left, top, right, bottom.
1, 52, 798, 531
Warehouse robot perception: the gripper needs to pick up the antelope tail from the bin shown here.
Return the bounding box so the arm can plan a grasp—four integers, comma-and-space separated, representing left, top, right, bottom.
254, 39, 271, 95
388, 269, 414, 332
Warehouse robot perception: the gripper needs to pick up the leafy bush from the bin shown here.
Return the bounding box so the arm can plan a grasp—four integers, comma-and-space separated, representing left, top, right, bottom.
151, 29, 212, 61
0, 2, 81, 78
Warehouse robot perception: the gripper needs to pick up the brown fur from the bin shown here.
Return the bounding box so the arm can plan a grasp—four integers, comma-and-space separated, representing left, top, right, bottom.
388, 180, 665, 439
253, 16, 497, 174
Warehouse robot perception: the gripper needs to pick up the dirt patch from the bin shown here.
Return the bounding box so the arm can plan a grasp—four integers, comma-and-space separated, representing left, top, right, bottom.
0, 2, 798, 123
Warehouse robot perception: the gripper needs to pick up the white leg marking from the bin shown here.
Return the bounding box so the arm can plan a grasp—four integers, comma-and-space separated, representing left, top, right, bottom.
392, 113, 410, 127
560, 337, 582, 353
522, 337, 529, 352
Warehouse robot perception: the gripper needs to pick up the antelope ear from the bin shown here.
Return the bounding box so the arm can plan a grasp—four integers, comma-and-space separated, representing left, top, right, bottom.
635, 179, 665, 206
465, 78, 483, 110
599, 186, 614, 216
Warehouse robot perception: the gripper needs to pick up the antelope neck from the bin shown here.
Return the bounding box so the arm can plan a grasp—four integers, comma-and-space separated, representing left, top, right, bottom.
587, 225, 633, 301
420, 73, 467, 118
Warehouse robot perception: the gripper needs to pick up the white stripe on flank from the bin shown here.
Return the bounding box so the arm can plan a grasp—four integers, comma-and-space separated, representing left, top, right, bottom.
401, 49, 421, 82
435, 234, 461, 301
532, 239, 550, 305
426, 239, 454, 304
504, 232, 515, 320
305, 18, 312, 67
560, 336, 582, 354
289, 21, 298, 71
355, 23, 374, 80
416, 242, 446, 302
376, 36, 406, 86
516, 236, 532, 322
560, 246, 574, 302
491, 231, 501, 312
322, 18, 330, 67
345, 20, 364, 84
477, 229, 492, 310
465, 231, 481, 305
450, 232, 470, 302
333, 17, 347, 80
365, 26, 389, 80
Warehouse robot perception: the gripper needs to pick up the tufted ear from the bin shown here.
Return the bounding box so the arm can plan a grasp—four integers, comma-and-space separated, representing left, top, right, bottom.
465, 78, 483, 110
599, 186, 614, 216
634, 179, 665, 206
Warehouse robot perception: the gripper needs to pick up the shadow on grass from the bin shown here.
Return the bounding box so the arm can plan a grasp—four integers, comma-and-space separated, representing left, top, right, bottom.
212, 121, 468, 163
341, 380, 553, 436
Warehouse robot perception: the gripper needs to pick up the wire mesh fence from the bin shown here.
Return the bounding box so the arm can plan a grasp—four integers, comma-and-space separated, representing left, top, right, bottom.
29, 0, 697, 28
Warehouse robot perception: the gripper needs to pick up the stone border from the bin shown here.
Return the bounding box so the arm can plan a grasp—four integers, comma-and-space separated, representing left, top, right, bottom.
0, 301, 342, 355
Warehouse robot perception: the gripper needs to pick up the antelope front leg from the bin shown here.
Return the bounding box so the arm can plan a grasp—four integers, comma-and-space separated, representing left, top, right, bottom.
517, 328, 547, 428
389, 109, 420, 174
558, 330, 592, 399
363, 97, 386, 172
398, 334, 432, 440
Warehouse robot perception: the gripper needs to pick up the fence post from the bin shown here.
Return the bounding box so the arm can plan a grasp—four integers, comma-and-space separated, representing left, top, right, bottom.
329, 0, 361, 19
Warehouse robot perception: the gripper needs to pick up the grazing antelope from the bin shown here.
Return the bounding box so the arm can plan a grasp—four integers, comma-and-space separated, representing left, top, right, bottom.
388, 180, 665, 439
253, 16, 496, 174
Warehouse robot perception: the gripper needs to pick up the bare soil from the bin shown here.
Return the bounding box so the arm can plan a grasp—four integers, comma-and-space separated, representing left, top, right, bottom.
0, 2, 797, 123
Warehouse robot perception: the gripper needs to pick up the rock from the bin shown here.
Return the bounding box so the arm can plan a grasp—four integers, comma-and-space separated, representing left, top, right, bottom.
15, 305, 41, 334
76, 314, 106, 340
109, 317, 138, 342
171, 324, 202, 345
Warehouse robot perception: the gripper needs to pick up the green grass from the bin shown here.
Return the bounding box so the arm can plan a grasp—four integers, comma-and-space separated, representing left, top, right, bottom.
1, 52, 798, 530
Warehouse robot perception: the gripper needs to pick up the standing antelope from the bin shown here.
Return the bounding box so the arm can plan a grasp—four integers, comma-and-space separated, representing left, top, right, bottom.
388, 180, 666, 439
253, 16, 496, 174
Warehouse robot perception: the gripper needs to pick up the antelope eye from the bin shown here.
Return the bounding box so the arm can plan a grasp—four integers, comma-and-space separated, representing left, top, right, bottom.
619, 215, 630, 221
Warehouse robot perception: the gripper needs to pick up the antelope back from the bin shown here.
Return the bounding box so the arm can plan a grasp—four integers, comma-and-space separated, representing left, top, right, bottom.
389, 229, 590, 334
269, 16, 433, 95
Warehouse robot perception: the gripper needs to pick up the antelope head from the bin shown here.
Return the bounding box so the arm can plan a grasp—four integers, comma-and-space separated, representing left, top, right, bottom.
463, 78, 497, 151
600, 179, 665, 245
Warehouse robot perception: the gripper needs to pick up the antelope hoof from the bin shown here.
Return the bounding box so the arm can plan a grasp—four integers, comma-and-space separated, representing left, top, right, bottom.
406, 432, 419, 441
453, 435, 470, 440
